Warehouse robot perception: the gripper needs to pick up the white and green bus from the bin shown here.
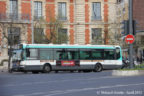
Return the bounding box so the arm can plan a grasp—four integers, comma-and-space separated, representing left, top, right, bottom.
10, 44, 122, 73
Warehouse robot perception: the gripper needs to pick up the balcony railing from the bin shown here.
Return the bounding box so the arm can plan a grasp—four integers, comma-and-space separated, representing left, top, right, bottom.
0, 13, 30, 23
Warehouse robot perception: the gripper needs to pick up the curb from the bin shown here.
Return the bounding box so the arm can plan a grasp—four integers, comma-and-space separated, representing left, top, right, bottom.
112, 70, 144, 76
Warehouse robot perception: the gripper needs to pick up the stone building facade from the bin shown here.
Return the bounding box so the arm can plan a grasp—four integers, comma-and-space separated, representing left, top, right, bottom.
116, 0, 144, 60
0, 0, 119, 62
133, 0, 144, 60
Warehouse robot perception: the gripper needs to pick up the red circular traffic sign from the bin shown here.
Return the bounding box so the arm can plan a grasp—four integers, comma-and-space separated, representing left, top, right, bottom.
125, 34, 135, 44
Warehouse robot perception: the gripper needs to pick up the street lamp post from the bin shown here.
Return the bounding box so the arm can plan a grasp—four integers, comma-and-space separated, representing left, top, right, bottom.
129, 0, 134, 68
31, 0, 34, 44
8, 28, 13, 72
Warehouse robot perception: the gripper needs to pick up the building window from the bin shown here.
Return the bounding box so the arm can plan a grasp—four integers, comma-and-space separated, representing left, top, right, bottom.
8, 27, 20, 45
58, 29, 68, 44
91, 28, 102, 44
92, 2, 101, 20
58, 2, 67, 20
34, 1, 42, 19
9, 0, 18, 19
34, 28, 44, 43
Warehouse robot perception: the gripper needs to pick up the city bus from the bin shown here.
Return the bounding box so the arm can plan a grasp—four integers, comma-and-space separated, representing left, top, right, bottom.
10, 44, 122, 73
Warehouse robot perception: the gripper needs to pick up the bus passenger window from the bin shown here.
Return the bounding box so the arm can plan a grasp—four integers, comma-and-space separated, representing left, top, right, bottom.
67, 51, 79, 60
80, 51, 91, 60
40, 49, 53, 60
26, 49, 38, 60
91, 50, 103, 60
104, 50, 115, 60
57, 52, 68, 60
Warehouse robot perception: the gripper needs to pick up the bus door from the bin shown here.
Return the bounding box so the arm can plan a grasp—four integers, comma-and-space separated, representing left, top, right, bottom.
104, 49, 115, 65
25, 48, 40, 66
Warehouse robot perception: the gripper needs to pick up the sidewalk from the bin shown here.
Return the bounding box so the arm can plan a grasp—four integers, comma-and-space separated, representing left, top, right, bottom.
0, 66, 8, 73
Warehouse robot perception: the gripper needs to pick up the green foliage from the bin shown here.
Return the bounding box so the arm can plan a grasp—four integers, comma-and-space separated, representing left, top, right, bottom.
34, 28, 49, 44
120, 64, 144, 70
135, 64, 144, 68
55, 29, 68, 44
34, 16, 68, 44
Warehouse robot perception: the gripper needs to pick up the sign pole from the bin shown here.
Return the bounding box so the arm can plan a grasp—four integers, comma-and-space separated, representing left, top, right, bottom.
129, 0, 134, 68
31, 0, 34, 44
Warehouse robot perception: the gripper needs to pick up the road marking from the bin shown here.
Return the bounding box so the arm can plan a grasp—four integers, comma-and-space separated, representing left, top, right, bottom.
13, 82, 144, 96
43, 83, 144, 96
4, 76, 119, 87
13, 92, 47, 96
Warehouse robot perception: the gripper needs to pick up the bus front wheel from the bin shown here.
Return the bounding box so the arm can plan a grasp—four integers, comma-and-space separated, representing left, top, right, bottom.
94, 64, 103, 72
43, 64, 51, 73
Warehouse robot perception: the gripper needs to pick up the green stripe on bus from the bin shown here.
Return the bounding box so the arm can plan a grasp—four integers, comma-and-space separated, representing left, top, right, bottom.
23, 45, 116, 49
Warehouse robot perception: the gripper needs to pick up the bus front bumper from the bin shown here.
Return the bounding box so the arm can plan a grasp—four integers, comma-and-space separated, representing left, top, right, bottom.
11, 65, 26, 72
11, 65, 43, 72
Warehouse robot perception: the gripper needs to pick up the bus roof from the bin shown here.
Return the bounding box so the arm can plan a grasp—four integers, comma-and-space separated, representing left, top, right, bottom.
21, 44, 120, 49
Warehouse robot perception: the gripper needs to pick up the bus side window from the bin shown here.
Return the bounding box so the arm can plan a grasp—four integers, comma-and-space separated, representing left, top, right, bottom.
54, 49, 67, 60
79, 50, 91, 60
104, 50, 115, 60
91, 49, 103, 60
60, 52, 68, 60
67, 49, 79, 60
26, 49, 38, 60
67, 51, 79, 60
40, 49, 53, 60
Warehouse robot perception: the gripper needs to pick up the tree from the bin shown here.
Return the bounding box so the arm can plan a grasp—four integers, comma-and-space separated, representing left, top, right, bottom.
33, 6, 68, 44
0, 11, 28, 72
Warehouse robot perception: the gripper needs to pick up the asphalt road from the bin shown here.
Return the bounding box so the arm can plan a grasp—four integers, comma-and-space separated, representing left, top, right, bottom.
0, 71, 144, 96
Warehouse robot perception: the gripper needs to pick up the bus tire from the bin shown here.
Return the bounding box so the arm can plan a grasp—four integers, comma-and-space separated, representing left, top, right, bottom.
43, 64, 51, 73
55, 71, 58, 73
70, 70, 74, 73
94, 63, 103, 72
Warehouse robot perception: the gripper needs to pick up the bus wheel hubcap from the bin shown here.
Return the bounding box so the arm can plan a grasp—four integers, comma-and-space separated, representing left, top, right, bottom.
95, 65, 102, 72
44, 66, 50, 72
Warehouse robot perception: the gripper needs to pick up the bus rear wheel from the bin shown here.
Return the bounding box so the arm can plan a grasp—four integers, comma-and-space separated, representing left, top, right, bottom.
94, 64, 103, 72
43, 65, 51, 73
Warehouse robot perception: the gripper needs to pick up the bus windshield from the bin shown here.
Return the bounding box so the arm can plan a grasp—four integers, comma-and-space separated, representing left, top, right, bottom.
12, 50, 22, 61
